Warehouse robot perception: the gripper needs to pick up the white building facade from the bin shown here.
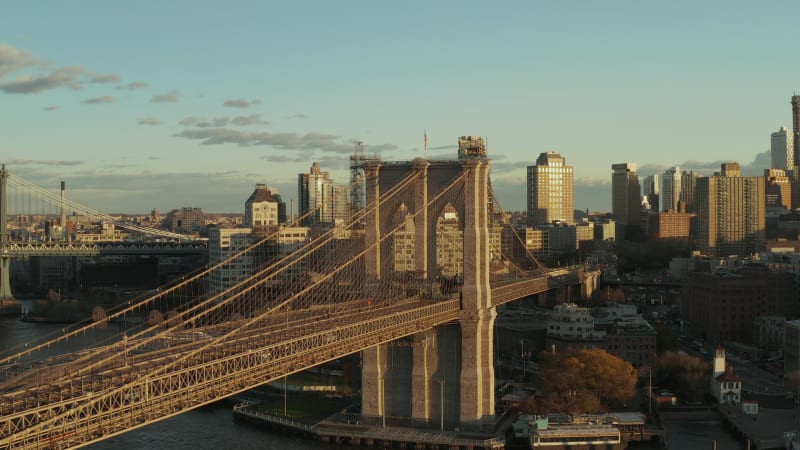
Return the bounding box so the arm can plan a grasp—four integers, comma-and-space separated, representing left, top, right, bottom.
208, 227, 254, 295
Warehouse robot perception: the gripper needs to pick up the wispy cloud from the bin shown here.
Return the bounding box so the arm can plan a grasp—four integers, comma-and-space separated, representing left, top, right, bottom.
176, 127, 397, 154
81, 95, 115, 104
88, 73, 121, 83
43, 105, 59, 111
223, 98, 261, 108
196, 117, 232, 128
0, 44, 42, 77
150, 90, 180, 103
231, 114, 269, 126
182, 114, 269, 127
263, 153, 314, 163
636, 151, 771, 177
6, 158, 85, 167
115, 81, 148, 90
137, 117, 163, 126
0, 44, 125, 95
1, 66, 84, 94
103, 163, 135, 169
286, 113, 307, 120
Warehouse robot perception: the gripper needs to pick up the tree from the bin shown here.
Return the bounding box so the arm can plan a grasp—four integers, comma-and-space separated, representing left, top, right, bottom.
653, 352, 710, 403
528, 349, 637, 415
655, 324, 680, 354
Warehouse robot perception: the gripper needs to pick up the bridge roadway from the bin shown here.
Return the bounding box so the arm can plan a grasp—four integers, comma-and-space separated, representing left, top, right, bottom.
0, 270, 579, 449
1, 241, 207, 257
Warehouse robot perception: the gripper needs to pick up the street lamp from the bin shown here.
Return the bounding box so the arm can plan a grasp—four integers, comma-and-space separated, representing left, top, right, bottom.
520, 339, 525, 378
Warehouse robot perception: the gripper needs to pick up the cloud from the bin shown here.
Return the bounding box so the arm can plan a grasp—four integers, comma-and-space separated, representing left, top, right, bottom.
150, 90, 180, 103
286, 114, 307, 119
635, 151, 771, 177
0, 44, 42, 77
115, 81, 148, 90
196, 117, 231, 128
81, 95, 115, 104
88, 72, 121, 83
263, 153, 314, 163
0, 66, 84, 94
185, 114, 269, 127
6, 158, 85, 167
43, 105, 59, 111
0, 45, 123, 95
175, 127, 397, 154
231, 114, 269, 126
137, 117, 163, 126
223, 98, 261, 108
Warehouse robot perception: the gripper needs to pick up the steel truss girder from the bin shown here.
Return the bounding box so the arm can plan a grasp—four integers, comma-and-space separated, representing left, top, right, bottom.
0, 269, 581, 449
0, 299, 459, 449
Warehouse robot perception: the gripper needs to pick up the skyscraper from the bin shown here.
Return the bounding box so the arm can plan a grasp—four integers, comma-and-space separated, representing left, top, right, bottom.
661, 166, 681, 212
642, 174, 660, 212
298, 162, 335, 227
792, 96, 800, 171
611, 163, 641, 226
771, 126, 794, 171
680, 170, 700, 213
695, 163, 765, 256
527, 151, 574, 225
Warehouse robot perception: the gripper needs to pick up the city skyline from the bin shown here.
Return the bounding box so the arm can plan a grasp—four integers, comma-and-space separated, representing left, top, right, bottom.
2, 2, 798, 213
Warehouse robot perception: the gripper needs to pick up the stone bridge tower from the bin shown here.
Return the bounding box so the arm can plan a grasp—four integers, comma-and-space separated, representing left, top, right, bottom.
361, 137, 495, 429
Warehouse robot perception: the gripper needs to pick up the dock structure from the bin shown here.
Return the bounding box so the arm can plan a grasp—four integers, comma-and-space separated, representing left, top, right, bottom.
232, 403, 503, 450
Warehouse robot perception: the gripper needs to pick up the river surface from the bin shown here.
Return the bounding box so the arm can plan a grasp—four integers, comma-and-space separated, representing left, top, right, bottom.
1, 306, 744, 450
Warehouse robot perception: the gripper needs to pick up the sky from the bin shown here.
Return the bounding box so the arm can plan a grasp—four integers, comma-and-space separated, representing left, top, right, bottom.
2, 1, 798, 214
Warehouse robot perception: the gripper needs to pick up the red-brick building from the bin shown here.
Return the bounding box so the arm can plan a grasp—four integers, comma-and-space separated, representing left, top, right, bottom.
681, 265, 795, 344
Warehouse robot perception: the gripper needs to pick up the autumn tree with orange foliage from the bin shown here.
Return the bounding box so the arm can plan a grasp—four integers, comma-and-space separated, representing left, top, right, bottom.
523, 348, 637, 415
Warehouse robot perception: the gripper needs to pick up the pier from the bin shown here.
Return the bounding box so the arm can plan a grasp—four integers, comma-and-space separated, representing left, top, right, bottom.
232, 403, 503, 450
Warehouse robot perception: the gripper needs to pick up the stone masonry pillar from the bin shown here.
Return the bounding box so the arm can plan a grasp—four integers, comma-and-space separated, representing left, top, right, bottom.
0, 165, 14, 301
412, 158, 429, 279
458, 158, 495, 426
411, 330, 437, 425
364, 160, 382, 280
362, 343, 389, 419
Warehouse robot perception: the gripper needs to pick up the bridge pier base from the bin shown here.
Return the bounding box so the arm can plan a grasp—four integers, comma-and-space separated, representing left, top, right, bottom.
362, 343, 389, 420
411, 330, 438, 426
0, 255, 18, 316
0, 256, 14, 301
458, 309, 496, 430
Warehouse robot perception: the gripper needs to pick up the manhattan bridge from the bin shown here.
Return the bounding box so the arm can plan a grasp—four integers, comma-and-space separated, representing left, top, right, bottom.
0, 152, 596, 449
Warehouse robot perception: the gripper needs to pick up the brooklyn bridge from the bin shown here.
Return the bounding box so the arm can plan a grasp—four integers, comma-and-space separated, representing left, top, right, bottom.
0, 156, 597, 449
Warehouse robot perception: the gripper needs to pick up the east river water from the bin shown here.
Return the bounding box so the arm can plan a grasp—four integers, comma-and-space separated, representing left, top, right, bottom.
1, 306, 743, 450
